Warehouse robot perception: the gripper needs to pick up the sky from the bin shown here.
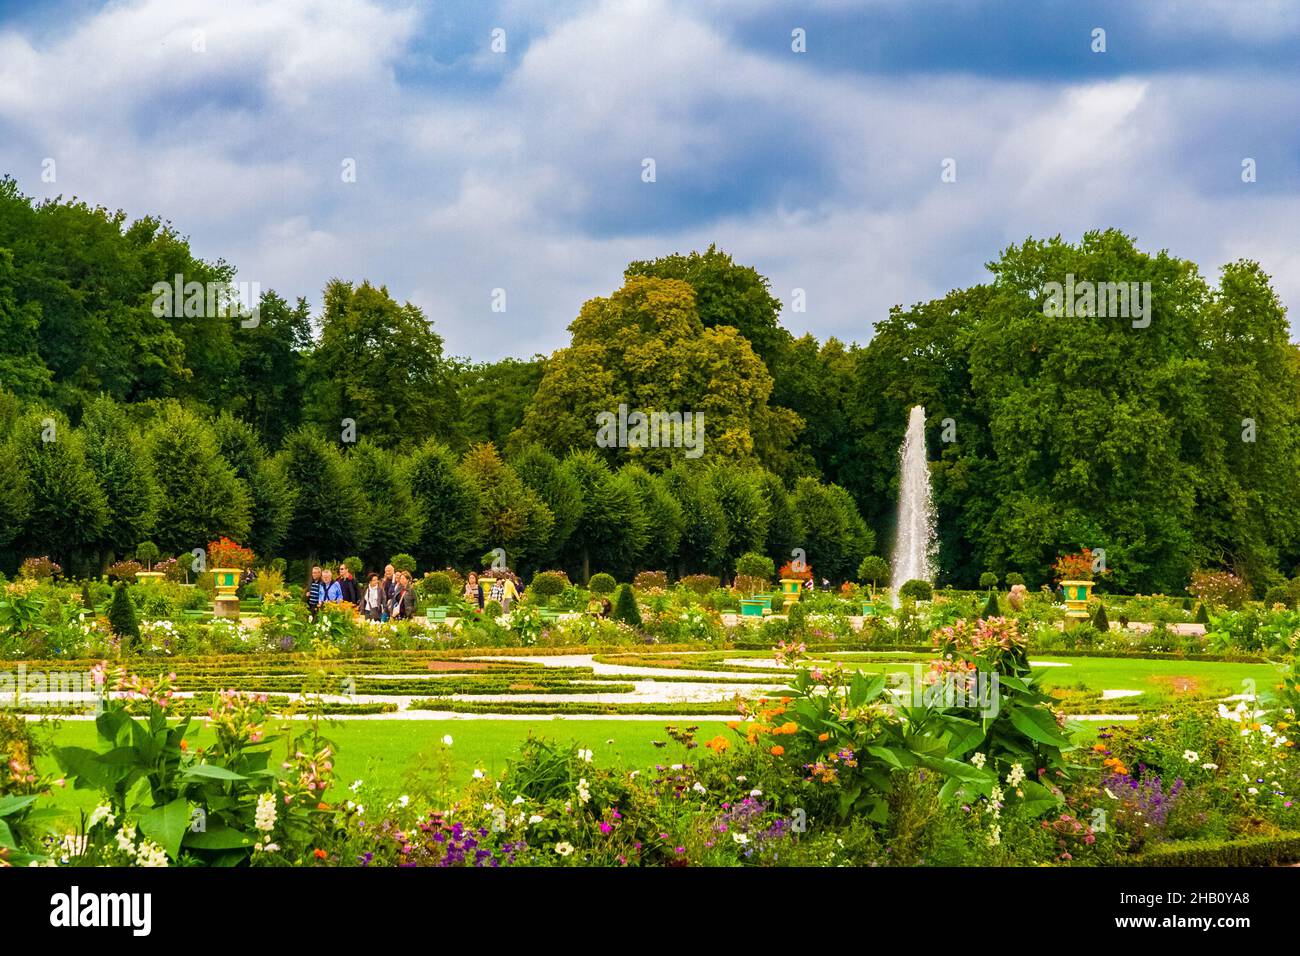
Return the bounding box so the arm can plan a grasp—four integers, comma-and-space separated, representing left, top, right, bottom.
1, 0, 1298, 360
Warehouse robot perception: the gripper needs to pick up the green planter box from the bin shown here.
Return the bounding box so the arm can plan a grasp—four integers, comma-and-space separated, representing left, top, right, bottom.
739, 599, 766, 618
426, 606, 449, 623
860, 601, 876, 617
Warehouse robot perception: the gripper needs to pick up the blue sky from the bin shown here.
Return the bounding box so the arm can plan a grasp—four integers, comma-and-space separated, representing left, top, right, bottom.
1, 0, 1298, 359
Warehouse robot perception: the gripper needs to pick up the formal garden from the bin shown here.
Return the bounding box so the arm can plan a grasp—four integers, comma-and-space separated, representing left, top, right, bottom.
3, 546, 1300, 869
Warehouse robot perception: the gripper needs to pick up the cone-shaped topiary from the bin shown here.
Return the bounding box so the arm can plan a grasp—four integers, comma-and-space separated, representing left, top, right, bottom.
1195, 602, 1210, 624
1092, 603, 1110, 632
982, 589, 1000, 618
81, 582, 94, 611
612, 584, 642, 628
108, 582, 139, 649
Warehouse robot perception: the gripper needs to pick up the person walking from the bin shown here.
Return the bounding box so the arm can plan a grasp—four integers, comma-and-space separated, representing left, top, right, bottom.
337, 564, 359, 606
361, 572, 385, 621
320, 567, 343, 605
464, 571, 484, 611
390, 571, 416, 620
306, 566, 324, 622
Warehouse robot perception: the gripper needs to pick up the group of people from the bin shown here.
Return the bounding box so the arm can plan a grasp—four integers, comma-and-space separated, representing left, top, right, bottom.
306, 563, 416, 622
461, 571, 520, 612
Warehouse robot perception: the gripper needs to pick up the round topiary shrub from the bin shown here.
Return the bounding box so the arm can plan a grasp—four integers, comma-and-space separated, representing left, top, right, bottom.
735, 552, 775, 584
979, 572, 998, 589
1005, 572, 1025, 587
898, 579, 933, 603
588, 573, 617, 595
531, 570, 570, 598
390, 553, 417, 575
612, 584, 642, 628
858, 556, 890, 589
343, 556, 363, 577
420, 571, 453, 599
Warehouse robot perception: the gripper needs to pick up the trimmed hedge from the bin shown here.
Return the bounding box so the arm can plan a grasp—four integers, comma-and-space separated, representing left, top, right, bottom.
1136, 832, 1300, 867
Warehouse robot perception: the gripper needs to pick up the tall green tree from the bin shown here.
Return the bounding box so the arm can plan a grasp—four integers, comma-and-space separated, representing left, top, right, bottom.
146, 406, 250, 555
278, 429, 367, 560
13, 412, 108, 569
346, 440, 422, 571
213, 412, 293, 559
404, 440, 482, 570
559, 450, 648, 582
616, 464, 684, 576
662, 461, 728, 577
511, 443, 584, 569
306, 280, 455, 450
518, 276, 784, 467
81, 395, 157, 564
458, 443, 554, 574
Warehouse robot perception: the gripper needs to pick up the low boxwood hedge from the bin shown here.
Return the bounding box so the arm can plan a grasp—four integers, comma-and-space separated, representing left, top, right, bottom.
1136, 832, 1300, 866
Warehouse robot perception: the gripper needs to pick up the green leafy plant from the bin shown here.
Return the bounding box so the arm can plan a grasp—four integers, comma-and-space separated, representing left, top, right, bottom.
588, 573, 617, 595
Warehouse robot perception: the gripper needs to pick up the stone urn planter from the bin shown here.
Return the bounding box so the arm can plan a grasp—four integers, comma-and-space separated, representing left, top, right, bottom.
779, 579, 804, 603
212, 567, 241, 619
134, 571, 165, 584
1060, 579, 1093, 621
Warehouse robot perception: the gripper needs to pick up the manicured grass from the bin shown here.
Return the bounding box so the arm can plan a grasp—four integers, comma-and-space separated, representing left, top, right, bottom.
34, 718, 732, 820
1030, 656, 1280, 701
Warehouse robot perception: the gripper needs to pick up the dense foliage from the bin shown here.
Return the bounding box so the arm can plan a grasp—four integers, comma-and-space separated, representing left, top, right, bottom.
2, 180, 1297, 592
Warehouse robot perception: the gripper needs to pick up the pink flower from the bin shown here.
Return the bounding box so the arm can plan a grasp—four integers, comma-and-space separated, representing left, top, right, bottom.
599, 822, 613, 834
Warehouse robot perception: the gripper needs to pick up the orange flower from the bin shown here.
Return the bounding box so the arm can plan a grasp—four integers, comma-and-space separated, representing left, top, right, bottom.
705, 735, 730, 753
317, 802, 330, 811
313, 848, 327, 859
726, 720, 740, 730
818, 732, 830, 742
179, 739, 188, 752
780, 697, 792, 706
769, 745, 785, 756
780, 721, 798, 735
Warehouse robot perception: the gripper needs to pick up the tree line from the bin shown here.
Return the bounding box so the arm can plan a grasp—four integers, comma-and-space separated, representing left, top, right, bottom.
2, 177, 1298, 591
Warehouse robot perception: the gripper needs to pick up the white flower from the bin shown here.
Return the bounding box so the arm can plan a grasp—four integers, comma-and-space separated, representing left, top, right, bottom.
87, 803, 116, 830
528, 814, 544, 825
398, 795, 410, 808
1201, 762, 1218, 771
732, 832, 749, 845
554, 841, 574, 857
254, 792, 277, 833
115, 825, 137, 854
987, 824, 1001, 847
135, 840, 169, 867
60, 833, 87, 859
442, 735, 454, 746
577, 778, 591, 804
1183, 750, 1200, 763
472, 768, 485, 779
970, 752, 986, 769
692, 782, 707, 795
577, 748, 593, 763
1006, 763, 1025, 787
349, 779, 364, 793
750, 788, 763, 798
1248, 787, 1259, 795
511, 795, 525, 806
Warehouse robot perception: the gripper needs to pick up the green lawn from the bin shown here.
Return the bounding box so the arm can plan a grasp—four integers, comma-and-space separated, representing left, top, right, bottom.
34, 718, 731, 819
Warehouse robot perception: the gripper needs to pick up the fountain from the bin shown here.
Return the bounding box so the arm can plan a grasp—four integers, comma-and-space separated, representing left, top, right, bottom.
890, 405, 937, 604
